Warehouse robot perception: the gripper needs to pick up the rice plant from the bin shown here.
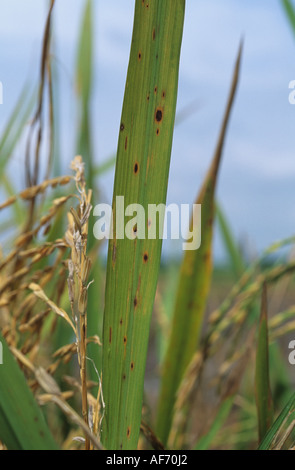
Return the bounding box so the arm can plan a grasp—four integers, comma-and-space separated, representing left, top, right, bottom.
0, 0, 295, 451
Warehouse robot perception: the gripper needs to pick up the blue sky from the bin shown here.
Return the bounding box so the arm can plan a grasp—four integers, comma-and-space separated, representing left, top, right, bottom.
0, 0, 295, 261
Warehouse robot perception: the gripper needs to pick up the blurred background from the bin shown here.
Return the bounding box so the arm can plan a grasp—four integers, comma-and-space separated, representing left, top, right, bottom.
1, 0, 295, 262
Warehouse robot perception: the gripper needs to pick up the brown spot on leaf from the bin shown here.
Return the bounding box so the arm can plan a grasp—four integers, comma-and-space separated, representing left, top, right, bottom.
154, 86, 157, 94
138, 51, 142, 61
125, 136, 128, 151
134, 298, 138, 308
134, 162, 139, 174
152, 28, 156, 40
109, 327, 112, 344
143, 252, 149, 263
155, 108, 163, 123
123, 336, 127, 345
131, 362, 135, 371
156, 128, 160, 136
120, 123, 125, 132
127, 427, 131, 438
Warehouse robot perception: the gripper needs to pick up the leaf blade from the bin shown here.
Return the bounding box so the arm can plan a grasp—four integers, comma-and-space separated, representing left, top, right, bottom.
0, 333, 58, 450
255, 284, 274, 443
101, 0, 185, 450
156, 43, 243, 446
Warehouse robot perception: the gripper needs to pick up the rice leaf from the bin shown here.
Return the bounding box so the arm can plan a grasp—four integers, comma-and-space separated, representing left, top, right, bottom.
0, 333, 58, 450
255, 283, 274, 443
0, 85, 35, 176
194, 397, 234, 450
75, 0, 94, 188
101, 0, 185, 450
216, 201, 245, 278
258, 392, 295, 450
156, 42, 243, 446
282, 0, 295, 36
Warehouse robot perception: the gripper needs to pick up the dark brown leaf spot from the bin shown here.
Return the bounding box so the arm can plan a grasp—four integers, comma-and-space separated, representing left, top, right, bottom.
123, 336, 127, 345
143, 252, 149, 263
134, 162, 139, 174
109, 327, 112, 344
138, 51, 142, 61
152, 28, 156, 40
156, 128, 160, 136
134, 298, 138, 308
127, 427, 131, 438
155, 108, 163, 123
120, 123, 125, 132
131, 362, 135, 371
125, 136, 128, 151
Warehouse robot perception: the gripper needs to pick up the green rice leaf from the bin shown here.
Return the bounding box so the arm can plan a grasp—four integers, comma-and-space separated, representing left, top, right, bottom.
0, 333, 58, 450
156, 42, 243, 447
255, 284, 274, 443
258, 392, 295, 450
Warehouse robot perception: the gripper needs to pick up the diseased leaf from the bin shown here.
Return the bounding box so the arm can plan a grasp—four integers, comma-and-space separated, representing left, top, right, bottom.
101, 0, 185, 450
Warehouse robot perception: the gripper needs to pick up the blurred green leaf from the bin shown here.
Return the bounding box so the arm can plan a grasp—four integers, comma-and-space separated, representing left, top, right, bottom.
258, 392, 295, 450
0, 333, 58, 450
255, 284, 274, 443
75, 0, 94, 188
282, 0, 295, 36
194, 397, 234, 450
156, 43, 243, 447
0, 85, 35, 176
216, 202, 245, 278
